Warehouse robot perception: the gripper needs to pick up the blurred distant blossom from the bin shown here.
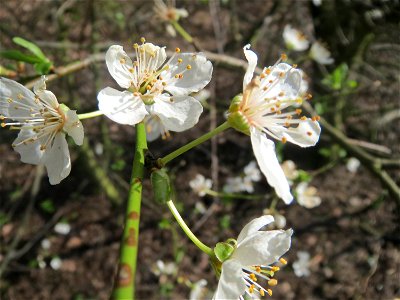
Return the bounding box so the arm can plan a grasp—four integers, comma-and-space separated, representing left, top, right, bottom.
243, 161, 261, 183
223, 176, 245, 193
346, 157, 361, 173
54, 222, 71, 235
189, 174, 212, 197
281, 160, 299, 185
295, 182, 321, 208
309, 41, 334, 65
283, 25, 309, 51
263, 209, 287, 229
151, 259, 177, 277
50, 257, 63, 270
154, 0, 189, 37
293, 251, 311, 277
312, 0, 322, 6
189, 279, 209, 300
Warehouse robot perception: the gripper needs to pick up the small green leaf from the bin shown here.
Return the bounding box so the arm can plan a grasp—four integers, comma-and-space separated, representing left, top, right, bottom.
34, 61, 53, 75
13, 37, 47, 61
0, 50, 42, 64
214, 241, 235, 262
40, 199, 55, 213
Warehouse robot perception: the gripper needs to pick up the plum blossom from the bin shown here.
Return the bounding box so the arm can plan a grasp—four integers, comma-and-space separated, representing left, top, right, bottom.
295, 182, 321, 208
283, 25, 309, 51
0, 76, 84, 185
309, 41, 334, 65
293, 251, 311, 277
189, 174, 212, 197
227, 45, 321, 204
98, 41, 213, 135
214, 215, 292, 300
154, 0, 189, 37
346, 157, 360, 173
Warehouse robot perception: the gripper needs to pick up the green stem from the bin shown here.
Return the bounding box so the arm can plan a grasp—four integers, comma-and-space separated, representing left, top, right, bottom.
160, 122, 230, 165
77, 110, 103, 120
170, 20, 193, 43
112, 122, 147, 300
206, 189, 263, 200
167, 200, 213, 256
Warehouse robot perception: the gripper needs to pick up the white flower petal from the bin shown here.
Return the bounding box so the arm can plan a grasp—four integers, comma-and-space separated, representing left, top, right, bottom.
13, 129, 44, 164
33, 76, 59, 108
243, 44, 258, 89
151, 95, 203, 132
64, 110, 84, 145
43, 133, 71, 185
98, 87, 148, 125
105, 45, 134, 89
162, 53, 213, 96
213, 259, 246, 300
232, 229, 293, 267
250, 128, 293, 204
237, 215, 275, 244
0, 77, 36, 116
273, 119, 321, 147
144, 115, 163, 142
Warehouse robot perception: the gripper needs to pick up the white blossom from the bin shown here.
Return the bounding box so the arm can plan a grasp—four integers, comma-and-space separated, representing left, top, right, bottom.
309, 41, 334, 65
283, 25, 309, 51
281, 160, 299, 184
295, 182, 321, 208
0, 76, 84, 185
154, 0, 188, 37
228, 45, 321, 204
54, 222, 71, 235
244, 161, 261, 183
346, 157, 360, 173
293, 251, 311, 277
98, 42, 212, 134
151, 259, 177, 276
189, 174, 212, 197
214, 215, 292, 300
190, 279, 208, 300
224, 176, 246, 193
50, 257, 63, 270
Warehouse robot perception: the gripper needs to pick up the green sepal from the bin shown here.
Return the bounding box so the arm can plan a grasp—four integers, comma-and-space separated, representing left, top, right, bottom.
150, 168, 171, 204
214, 240, 236, 263
59, 103, 70, 114
227, 94, 250, 135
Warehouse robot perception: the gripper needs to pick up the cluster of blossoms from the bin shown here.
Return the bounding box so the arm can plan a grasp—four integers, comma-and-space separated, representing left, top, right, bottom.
189, 174, 213, 197
283, 24, 334, 65
224, 161, 261, 193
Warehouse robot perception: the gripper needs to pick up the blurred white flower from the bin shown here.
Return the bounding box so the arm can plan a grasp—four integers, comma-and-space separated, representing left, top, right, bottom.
41, 238, 51, 250
192, 89, 211, 103
0, 76, 84, 185
224, 176, 245, 193
283, 25, 309, 51
312, 0, 322, 6
54, 222, 71, 235
151, 259, 177, 276
310, 42, 334, 65
154, 0, 188, 37
195, 201, 207, 214
346, 157, 360, 173
214, 215, 292, 299
190, 279, 208, 300
293, 251, 311, 277
227, 45, 321, 204
98, 42, 212, 134
295, 182, 321, 208
281, 160, 299, 184
243, 160, 261, 182
189, 174, 212, 197
50, 257, 62, 270
274, 213, 287, 229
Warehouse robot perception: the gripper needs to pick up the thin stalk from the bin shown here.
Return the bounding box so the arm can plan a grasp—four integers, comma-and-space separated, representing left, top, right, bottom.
112, 122, 147, 300
170, 20, 193, 43
78, 110, 103, 120
167, 200, 213, 256
160, 122, 230, 165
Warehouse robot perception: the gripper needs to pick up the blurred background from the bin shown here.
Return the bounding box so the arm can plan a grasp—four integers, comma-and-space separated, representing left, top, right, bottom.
0, 0, 399, 299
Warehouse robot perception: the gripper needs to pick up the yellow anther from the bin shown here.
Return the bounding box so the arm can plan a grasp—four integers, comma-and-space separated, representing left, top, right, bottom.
255, 266, 261, 273
279, 258, 287, 265
249, 273, 257, 281
162, 82, 167, 86
307, 131, 312, 136
17, 93, 24, 99
140, 37, 146, 43
169, 98, 174, 102
287, 115, 293, 120
186, 64, 192, 70
278, 92, 284, 97
260, 289, 265, 297
40, 145, 46, 151
175, 47, 181, 53
268, 279, 278, 286
275, 101, 281, 108
120, 58, 126, 64
7, 98, 13, 103
267, 289, 273, 296
177, 58, 183, 63
292, 64, 298, 68
296, 98, 303, 104
300, 116, 307, 121
279, 72, 285, 78
248, 284, 254, 293
1, 122, 6, 128
295, 109, 302, 115
265, 68, 271, 75
133, 43, 139, 49
146, 85, 152, 90
306, 93, 313, 100
281, 137, 287, 144
175, 74, 179, 78
276, 110, 282, 115
281, 53, 287, 61
270, 107, 275, 112
178, 74, 183, 79
260, 73, 266, 79
284, 122, 290, 127
0, 115, 5, 120
129, 68, 134, 73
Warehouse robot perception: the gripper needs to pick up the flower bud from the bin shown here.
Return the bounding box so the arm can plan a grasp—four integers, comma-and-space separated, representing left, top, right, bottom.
150, 168, 171, 204
227, 94, 250, 135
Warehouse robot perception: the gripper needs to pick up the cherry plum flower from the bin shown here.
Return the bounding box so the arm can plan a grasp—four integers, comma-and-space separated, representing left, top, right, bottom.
0, 76, 84, 184
283, 25, 309, 51
309, 41, 334, 65
214, 215, 292, 300
189, 174, 212, 197
227, 45, 321, 204
98, 41, 213, 135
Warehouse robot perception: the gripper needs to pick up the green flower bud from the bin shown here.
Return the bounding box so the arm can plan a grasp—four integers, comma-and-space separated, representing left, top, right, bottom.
214, 238, 237, 263
227, 94, 250, 135
150, 168, 171, 204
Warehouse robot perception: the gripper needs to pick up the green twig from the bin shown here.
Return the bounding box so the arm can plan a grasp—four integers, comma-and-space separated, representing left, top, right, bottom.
78, 110, 103, 120
160, 122, 230, 166
112, 122, 147, 299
